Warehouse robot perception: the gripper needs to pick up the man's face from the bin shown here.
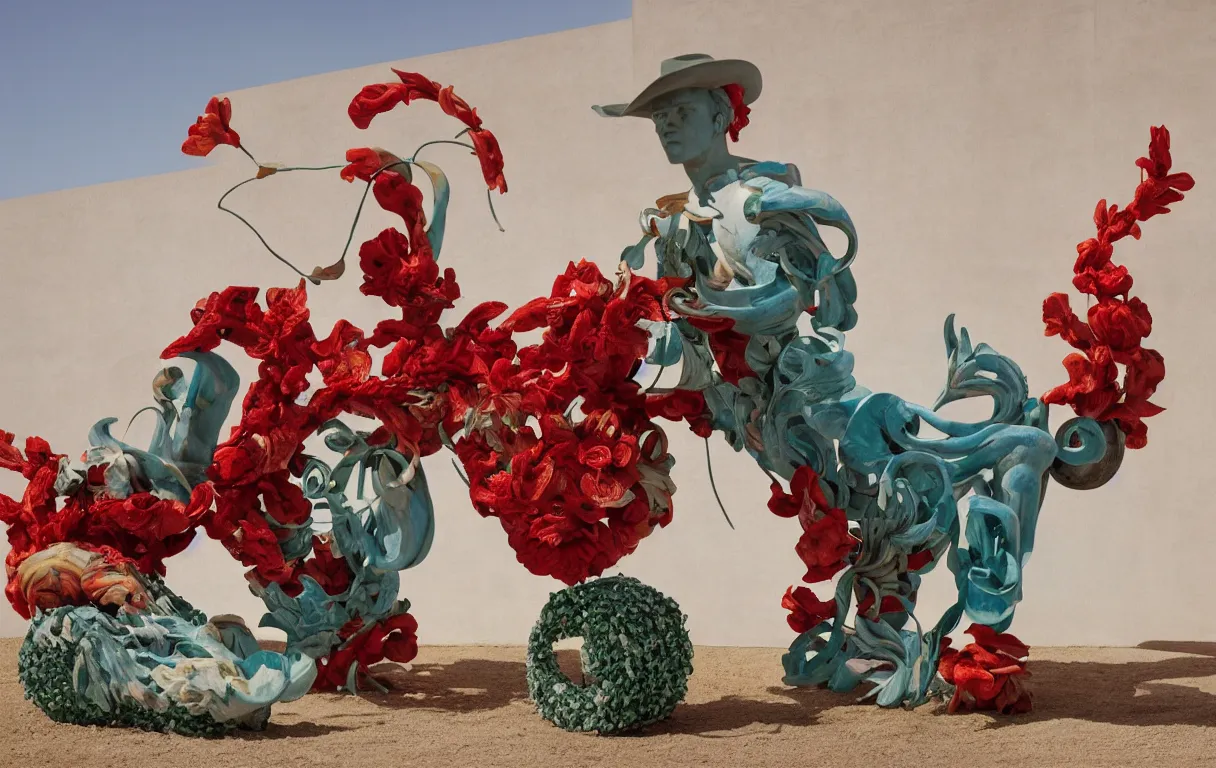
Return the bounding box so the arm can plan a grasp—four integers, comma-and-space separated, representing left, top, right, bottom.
649, 88, 718, 164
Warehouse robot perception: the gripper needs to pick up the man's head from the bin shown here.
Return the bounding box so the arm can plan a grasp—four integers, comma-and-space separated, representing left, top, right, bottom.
648, 87, 735, 165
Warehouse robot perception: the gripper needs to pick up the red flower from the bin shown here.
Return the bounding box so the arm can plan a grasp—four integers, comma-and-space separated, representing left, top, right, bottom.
1122, 347, 1166, 401
341, 147, 402, 183
768, 469, 856, 580
1072, 264, 1133, 299
230, 515, 290, 582
721, 83, 751, 143
372, 172, 428, 234
312, 612, 420, 691
311, 320, 372, 388
436, 85, 483, 130
938, 624, 1032, 714
0, 430, 27, 475
1087, 297, 1152, 352
770, 466, 855, 583
645, 390, 714, 438
348, 70, 508, 193
781, 585, 837, 633
357, 228, 457, 316
1132, 126, 1195, 220
794, 506, 855, 583
347, 83, 412, 130
1041, 293, 1094, 350
469, 129, 507, 193
856, 591, 907, 618
391, 70, 443, 102
182, 96, 241, 157
684, 316, 755, 384
293, 535, 351, 595
1042, 346, 1121, 419
768, 465, 833, 519
161, 286, 264, 357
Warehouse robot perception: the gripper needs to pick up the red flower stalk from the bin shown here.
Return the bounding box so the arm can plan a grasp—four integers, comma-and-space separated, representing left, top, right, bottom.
938, 624, 1032, 714
182, 97, 241, 157
1041, 126, 1193, 448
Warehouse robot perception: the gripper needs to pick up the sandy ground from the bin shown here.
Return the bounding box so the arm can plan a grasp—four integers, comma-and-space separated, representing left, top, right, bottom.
3, 638, 1216, 768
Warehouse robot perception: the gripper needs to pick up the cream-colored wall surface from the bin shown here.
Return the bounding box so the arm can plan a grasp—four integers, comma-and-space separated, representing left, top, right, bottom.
1, 1, 1213, 649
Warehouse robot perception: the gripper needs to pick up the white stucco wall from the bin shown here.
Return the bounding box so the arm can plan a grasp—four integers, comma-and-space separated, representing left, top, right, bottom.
1, 0, 1213, 649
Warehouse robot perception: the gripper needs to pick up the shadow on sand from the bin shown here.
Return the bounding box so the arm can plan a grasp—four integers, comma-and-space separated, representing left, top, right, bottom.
971, 641, 1216, 729
249, 641, 1216, 737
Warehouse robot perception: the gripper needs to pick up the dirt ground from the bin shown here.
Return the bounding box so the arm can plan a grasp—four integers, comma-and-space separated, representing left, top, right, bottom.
3, 638, 1215, 767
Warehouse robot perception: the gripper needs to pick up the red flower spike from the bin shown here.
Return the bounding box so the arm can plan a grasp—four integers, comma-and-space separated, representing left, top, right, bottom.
1042, 126, 1193, 448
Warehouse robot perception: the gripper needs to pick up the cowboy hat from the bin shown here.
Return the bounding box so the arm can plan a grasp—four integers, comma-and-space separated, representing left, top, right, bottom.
592, 53, 762, 118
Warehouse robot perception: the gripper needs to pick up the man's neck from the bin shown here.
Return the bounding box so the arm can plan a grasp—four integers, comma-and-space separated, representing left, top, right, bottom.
683, 143, 739, 198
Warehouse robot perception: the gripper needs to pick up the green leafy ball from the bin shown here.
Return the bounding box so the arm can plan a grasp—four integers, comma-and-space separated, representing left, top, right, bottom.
526, 575, 694, 734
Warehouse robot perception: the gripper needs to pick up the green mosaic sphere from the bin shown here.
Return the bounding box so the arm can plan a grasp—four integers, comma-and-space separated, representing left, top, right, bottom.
526, 575, 694, 734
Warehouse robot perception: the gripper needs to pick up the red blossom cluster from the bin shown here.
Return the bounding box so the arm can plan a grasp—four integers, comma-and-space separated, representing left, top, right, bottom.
1042, 126, 1193, 448
142, 72, 687, 684
313, 612, 420, 691
0, 432, 212, 618
452, 262, 686, 584
938, 624, 1032, 714
348, 69, 507, 193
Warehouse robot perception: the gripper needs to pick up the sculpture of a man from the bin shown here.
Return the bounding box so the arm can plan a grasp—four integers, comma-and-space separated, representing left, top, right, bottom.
593, 54, 1113, 709
593, 53, 862, 479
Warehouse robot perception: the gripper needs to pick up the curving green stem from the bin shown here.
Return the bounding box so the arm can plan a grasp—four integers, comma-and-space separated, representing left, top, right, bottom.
216, 176, 319, 284
214, 162, 394, 284
215, 131, 506, 284
704, 437, 735, 530
409, 137, 505, 233
410, 139, 476, 162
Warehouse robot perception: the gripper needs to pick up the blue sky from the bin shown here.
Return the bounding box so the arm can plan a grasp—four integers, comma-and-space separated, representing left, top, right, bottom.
0, 1, 630, 200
